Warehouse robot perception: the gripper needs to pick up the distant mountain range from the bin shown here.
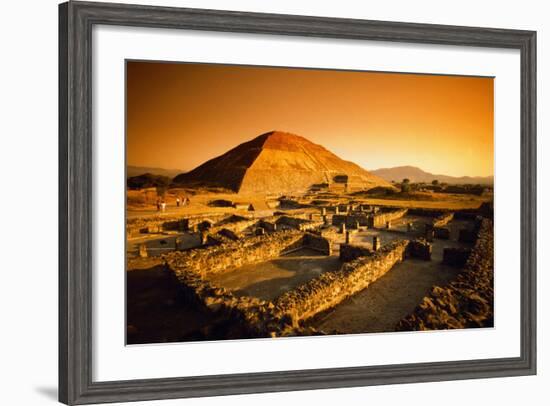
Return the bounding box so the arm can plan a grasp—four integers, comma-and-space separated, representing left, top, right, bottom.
370, 165, 493, 185
128, 155, 492, 190
127, 166, 184, 179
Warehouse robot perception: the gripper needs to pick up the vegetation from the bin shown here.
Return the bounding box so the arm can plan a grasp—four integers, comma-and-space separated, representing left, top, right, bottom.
364, 186, 397, 196
401, 178, 411, 193
127, 173, 172, 189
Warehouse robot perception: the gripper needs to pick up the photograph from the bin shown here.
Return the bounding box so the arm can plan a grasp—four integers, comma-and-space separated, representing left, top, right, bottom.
125, 61, 495, 344
1, 0, 544, 404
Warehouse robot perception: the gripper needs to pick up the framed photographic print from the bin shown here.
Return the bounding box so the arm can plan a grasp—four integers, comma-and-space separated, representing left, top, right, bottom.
59, 1, 536, 404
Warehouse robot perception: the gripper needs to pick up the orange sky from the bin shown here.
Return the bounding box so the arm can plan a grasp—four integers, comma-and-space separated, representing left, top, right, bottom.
127, 61, 493, 177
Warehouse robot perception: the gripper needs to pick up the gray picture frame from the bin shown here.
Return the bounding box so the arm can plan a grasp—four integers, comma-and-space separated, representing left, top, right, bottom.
59, 1, 537, 404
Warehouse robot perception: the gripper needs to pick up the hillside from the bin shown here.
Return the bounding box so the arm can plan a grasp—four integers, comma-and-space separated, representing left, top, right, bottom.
371, 165, 493, 185
127, 166, 184, 179
173, 131, 391, 194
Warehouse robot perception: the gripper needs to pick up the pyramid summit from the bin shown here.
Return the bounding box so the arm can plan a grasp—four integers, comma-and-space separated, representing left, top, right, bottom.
173, 131, 391, 194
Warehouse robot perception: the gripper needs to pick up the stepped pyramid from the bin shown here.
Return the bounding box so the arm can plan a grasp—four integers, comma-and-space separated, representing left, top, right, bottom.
173, 131, 391, 194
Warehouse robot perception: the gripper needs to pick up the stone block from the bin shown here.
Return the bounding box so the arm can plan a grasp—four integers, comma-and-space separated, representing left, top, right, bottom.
434, 227, 451, 239
443, 247, 472, 267
409, 239, 432, 260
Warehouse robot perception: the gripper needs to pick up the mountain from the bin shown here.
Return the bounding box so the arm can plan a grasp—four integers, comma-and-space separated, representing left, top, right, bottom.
173, 131, 392, 194
370, 166, 493, 185
127, 166, 184, 179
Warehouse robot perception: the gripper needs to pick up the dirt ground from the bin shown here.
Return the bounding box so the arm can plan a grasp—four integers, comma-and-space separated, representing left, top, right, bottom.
206, 248, 342, 301
127, 187, 490, 220
127, 232, 201, 258
127, 189, 278, 219
305, 218, 474, 333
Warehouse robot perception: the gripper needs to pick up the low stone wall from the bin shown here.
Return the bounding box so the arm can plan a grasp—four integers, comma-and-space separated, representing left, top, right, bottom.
172, 270, 277, 336
161, 218, 190, 232
339, 244, 373, 262
166, 230, 452, 337
332, 214, 369, 228
368, 209, 408, 228
173, 272, 324, 338
303, 233, 332, 255
276, 216, 323, 231
273, 240, 409, 323
331, 214, 347, 226
127, 212, 240, 237
209, 216, 258, 235
164, 230, 305, 277
165, 230, 334, 338
298, 220, 325, 231
350, 213, 368, 227
258, 219, 278, 232
217, 228, 241, 241
432, 212, 454, 227
397, 218, 494, 330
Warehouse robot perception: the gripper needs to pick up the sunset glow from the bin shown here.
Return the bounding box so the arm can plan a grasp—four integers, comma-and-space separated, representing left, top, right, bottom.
127, 61, 493, 177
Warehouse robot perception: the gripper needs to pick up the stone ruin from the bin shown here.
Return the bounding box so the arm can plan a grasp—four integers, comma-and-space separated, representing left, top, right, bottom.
162, 226, 436, 338
397, 218, 494, 330
128, 199, 493, 338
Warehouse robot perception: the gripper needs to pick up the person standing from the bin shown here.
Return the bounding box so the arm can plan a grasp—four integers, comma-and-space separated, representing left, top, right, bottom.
176, 197, 180, 207
161, 201, 166, 212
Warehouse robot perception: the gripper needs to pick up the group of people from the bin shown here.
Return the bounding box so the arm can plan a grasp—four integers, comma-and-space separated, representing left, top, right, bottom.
155, 195, 190, 212
175, 196, 189, 207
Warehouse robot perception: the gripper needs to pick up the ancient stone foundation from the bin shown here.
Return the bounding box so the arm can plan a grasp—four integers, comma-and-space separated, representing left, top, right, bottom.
397, 218, 494, 331
273, 240, 409, 323
165, 229, 439, 337
272, 215, 325, 231
432, 212, 454, 227
126, 212, 271, 242
368, 209, 408, 228
162, 208, 490, 338
258, 219, 278, 232
407, 239, 432, 260
332, 214, 369, 228
165, 230, 306, 277
303, 232, 332, 255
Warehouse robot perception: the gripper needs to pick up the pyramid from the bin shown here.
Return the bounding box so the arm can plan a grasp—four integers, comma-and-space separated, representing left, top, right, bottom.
173, 131, 392, 194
